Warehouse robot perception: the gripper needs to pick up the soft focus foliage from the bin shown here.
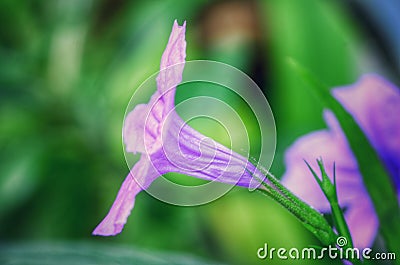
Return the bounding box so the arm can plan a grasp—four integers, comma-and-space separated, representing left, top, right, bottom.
0, 0, 398, 264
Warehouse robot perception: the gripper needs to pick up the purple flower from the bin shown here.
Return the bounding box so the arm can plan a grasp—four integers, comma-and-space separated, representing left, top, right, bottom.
282, 74, 400, 248
93, 20, 263, 236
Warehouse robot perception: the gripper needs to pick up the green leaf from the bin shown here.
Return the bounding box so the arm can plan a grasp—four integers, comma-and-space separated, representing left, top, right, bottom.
290, 59, 400, 255
0, 242, 225, 265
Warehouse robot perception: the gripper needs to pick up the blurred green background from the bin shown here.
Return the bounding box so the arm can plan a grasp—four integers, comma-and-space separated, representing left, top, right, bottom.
1, 0, 398, 264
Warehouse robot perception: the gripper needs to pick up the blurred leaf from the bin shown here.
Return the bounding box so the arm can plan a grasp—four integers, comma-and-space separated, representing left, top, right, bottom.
0, 242, 225, 265
262, 0, 360, 176
0, 145, 42, 218
265, 0, 358, 130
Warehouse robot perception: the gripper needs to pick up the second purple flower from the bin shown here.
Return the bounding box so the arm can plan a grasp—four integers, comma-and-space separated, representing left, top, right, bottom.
282, 74, 400, 248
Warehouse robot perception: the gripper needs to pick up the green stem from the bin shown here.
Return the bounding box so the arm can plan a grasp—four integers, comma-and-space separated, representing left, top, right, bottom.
250, 168, 338, 246
330, 166, 354, 250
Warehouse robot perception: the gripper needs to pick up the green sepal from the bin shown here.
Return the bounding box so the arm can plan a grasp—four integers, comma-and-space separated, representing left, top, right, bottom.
305, 159, 354, 250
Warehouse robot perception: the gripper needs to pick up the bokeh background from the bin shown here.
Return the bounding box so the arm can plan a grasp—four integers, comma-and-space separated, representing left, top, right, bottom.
1, 0, 399, 264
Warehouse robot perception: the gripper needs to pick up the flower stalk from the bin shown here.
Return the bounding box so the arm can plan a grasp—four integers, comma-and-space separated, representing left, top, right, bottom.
250, 168, 338, 246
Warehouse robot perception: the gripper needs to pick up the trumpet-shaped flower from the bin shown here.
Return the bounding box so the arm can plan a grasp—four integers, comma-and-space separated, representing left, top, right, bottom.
93, 21, 264, 236
282, 74, 400, 248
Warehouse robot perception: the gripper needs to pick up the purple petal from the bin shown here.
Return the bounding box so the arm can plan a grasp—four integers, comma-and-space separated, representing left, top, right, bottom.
123, 103, 149, 154
156, 20, 186, 113
345, 200, 379, 249
124, 21, 186, 155
93, 156, 159, 236
124, 93, 164, 154
332, 74, 400, 189
123, 20, 186, 153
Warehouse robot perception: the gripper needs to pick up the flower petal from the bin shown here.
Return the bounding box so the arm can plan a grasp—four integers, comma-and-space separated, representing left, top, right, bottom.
332, 74, 400, 188
123, 104, 148, 154
124, 93, 164, 154
123, 21, 186, 155
345, 201, 379, 249
92, 156, 159, 236
156, 20, 187, 113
